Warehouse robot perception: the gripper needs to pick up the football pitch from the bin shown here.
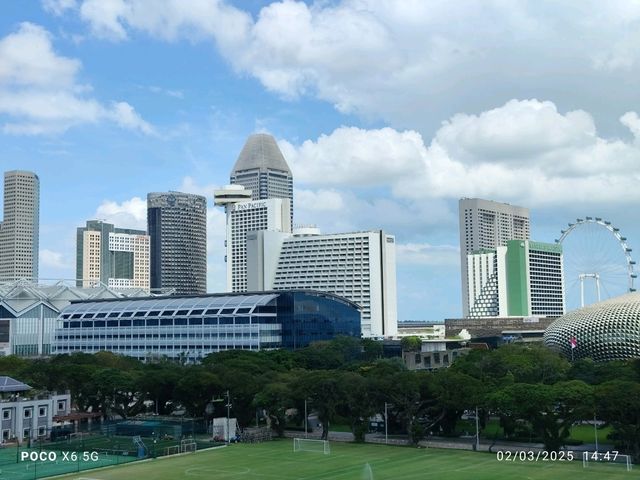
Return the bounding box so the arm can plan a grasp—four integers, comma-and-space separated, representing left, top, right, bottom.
49, 440, 637, 480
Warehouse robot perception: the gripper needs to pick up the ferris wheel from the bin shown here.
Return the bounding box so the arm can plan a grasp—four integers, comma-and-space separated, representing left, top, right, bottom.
556, 217, 636, 311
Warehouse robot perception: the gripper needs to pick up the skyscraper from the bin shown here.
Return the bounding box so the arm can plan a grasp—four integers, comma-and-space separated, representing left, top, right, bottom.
466, 240, 564, 317
222, 197, 291, 292
230, 133, 293, 220
0, 171, 40, 282
147, 192, 207, 295
459, 198, 530, 317
76, 220, 150, 290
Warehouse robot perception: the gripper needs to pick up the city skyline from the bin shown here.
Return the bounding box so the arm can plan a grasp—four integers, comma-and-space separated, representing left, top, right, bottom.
2, 2, 640, 320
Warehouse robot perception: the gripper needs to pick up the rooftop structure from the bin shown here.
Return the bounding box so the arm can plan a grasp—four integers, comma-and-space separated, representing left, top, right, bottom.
230, 133, 293, 221
544, 291, 640, 361
0, 280, 153, 356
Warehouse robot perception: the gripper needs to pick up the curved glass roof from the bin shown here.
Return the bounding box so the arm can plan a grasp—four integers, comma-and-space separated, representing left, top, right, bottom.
62, 293, 280, 315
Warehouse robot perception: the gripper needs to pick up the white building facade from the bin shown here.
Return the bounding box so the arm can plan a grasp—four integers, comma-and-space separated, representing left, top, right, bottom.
224, 199, 291, 292
459, 198, 530, 317
466, 240, 564, 318
247, 228, 398, 337
0, 390, 71, 444
77, 220, 150, 291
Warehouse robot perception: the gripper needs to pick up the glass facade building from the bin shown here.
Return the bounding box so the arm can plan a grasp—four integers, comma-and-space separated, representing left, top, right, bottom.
147, 192, 207, 295
52, 290, 361, 362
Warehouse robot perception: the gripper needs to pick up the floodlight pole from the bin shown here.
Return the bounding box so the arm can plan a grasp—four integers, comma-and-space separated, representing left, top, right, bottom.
226, 390, 231, 445
384, 402, 388, 445
594, 412, 599, 453
304, 399, 308, 438
475, 406, 480, 451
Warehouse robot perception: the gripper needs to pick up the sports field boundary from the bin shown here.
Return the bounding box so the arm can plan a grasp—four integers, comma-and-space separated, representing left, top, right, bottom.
41, 444, 228, 480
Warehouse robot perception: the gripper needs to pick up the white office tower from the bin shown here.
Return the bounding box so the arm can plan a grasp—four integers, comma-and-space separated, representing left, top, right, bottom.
459, 198, 530, 317
0, 171, 40, 282
247, 228, 398, 337
466, 247, 508, 317
76, 220, 150, 290
224, 198, 291, 292
466, 240, 564, 318
230, 133, 293, 220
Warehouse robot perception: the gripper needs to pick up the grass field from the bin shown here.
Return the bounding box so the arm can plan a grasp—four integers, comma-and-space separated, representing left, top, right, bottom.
48, 439, 637, 480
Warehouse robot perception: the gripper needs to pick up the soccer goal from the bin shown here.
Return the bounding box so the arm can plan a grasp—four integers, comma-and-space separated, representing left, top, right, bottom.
165, 445, 180, 456
293, 438, 330, 454
582, 451, 632, 472
181, 441, 197, 453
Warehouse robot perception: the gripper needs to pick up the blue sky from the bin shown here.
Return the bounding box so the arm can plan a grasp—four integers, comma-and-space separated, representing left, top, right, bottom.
2, 1, 640, 320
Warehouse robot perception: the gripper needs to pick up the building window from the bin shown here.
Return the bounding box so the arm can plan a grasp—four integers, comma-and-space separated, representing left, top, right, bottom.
39, 406, 47, 417
2, 430, 10, 441
2, 409, 10, 420
23, 408, 32, 419
23, 429, 30, 439
57, 401, 66, 412
38, 426, 46, 437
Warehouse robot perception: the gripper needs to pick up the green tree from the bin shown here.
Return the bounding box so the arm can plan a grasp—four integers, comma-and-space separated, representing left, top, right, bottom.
596, 380, 640, 461
293, 370, 344, 440
253, 377, 292, 437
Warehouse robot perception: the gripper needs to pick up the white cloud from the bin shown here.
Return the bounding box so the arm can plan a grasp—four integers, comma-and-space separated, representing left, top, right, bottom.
94, 196, 147, 229
295, 188, 345, 212
396, 243, 459, 267
61, 0, 640, 126
178, 176, 218, 199
41, 0, 78, 16
284, 99, 640, 207
109, 101, 155, 135
620, 111, 640, 141
40, 249, 73, 269
280, 127, 425, 186
0, 22, 153, 135
149, 85, 184, 98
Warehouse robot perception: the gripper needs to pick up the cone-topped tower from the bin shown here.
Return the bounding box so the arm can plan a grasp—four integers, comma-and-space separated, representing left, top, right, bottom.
230, 133, 293, 220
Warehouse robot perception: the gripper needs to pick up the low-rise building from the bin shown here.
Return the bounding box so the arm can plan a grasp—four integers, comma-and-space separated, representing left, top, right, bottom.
53, 290, 361, 362
0, 376, 71, 445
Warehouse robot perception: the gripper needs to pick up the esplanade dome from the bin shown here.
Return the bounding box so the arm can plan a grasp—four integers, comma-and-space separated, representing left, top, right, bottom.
544, 292, 640, 361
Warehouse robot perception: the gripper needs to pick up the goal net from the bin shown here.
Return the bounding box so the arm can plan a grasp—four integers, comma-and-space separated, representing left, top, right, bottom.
181, 441, 197, 453
293, 438, 330, 454
582, 451, 632, 472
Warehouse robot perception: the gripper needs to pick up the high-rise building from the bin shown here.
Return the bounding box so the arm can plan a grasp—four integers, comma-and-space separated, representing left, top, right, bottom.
222, 198, 291, 292
0, 171, 40, 282
230, 133, 293, 221
466, 240, 564, 317
147, 192, 207, 295
247, 228, 398, 337
459, 198, 530, 316
76, 220, 150, 290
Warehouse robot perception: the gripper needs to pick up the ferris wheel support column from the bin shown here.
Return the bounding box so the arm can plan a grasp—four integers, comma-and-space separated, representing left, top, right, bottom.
579, 273, 601, 308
